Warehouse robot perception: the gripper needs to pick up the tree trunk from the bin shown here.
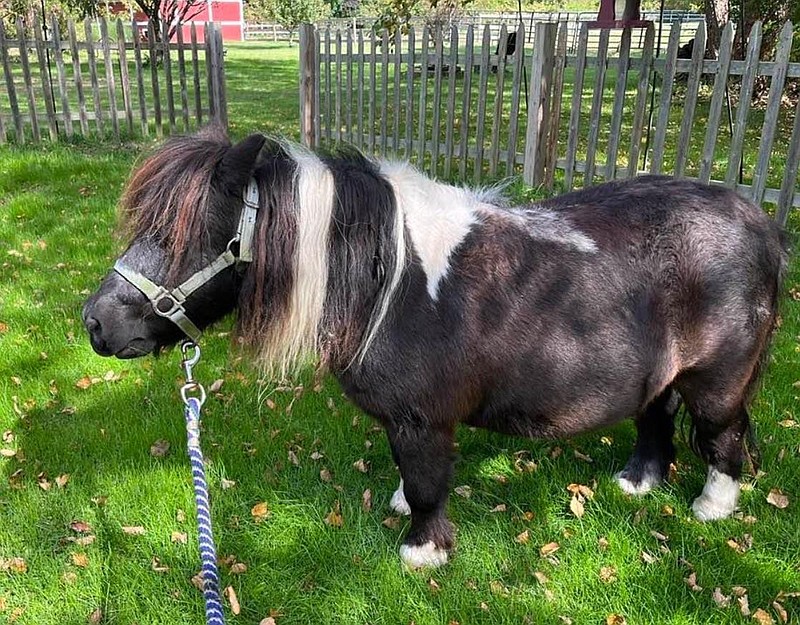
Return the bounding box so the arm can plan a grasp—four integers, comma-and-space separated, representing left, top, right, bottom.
704, 0, 729, 58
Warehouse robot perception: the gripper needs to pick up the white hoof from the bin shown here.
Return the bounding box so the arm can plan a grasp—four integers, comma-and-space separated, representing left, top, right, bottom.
390, 479, 411, 516
615, 470, 661, 496
399, 541, 449, 569
692, 468, 739, 521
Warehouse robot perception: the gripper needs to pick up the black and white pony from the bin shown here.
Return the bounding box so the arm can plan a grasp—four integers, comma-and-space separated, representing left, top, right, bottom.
83, 129, 788, 569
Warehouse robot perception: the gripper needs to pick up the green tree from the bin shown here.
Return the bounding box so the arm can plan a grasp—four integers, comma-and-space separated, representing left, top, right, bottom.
271, 0, 328, 40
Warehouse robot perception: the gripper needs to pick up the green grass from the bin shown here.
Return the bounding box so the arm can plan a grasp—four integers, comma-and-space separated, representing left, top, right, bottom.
1, 42, 800, 625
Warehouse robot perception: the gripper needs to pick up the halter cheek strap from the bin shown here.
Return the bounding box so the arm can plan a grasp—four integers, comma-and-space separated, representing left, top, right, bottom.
113, 179, 260, 343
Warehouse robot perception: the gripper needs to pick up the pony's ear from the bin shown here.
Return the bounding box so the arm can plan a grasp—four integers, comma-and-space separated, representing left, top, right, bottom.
217, 133, 267, 195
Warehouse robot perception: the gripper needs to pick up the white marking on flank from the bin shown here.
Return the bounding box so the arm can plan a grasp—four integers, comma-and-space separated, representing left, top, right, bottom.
399, 541, 449, 569
264, 145, 334, 377
692, 467, 740, 521
380, 162, 484, 300
487, 205, 598, 253
389, 479, 411, 516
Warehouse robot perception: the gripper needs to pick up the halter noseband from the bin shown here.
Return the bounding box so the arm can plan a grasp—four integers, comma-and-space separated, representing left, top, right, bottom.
113, 179, 260, 342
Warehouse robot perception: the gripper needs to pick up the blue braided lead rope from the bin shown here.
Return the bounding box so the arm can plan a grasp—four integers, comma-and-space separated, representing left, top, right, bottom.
184, 396, 227, 625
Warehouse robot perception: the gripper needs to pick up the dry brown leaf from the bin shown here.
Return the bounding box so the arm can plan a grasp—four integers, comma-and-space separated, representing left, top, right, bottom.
0, 448, 16, 458
539, 542, 559, 557
4, 557, 27, 574
88, 608, 103, 624
224, 586, 241, 615
684, 572, 703, 592
361, 489, 372, 512
230, 562, 247, 574
382, 516, 401, 530
752, 608, 773, 624
558, 617, 574, 625
454, 485, 472, 498
320, 468, 332, 483
151, 557, 169, 573
515, 530, 530, 544
606, 615, 626, 625
767, 489, 789, 509
732, 586, 748, 597
573, 450, 593, 463
650, 530, 668, 542
739, 595, 751, 617
251, 502, 270, 522
491, 504, 507, 513
428, 577, 441, 592
640, 551, 658, 564
150, 440, 170, 458
191, 573, 205, 591
713, 588, 731, 608
569, 495, 585, 518
121, 526, 146, 536
73, 535, 96, 547
353, 458, 370, 473
599, 566, 617, 583
221, 478, 236, 490
75, 376, 93, 390
71, 520, 92, 534
71, 553, 89, 568
534, 571, 548, 585
209, 379, 224, 393
259, 619, 277, 625
310, 451, 324, 461
489, 580, 509, 596
598, 537, 610, 551
324, 501, 343, 527
55, 474, 70, 488
567, 483, 595, 499
287, 450, 300, 466
171, 531, 188, 544
772, 601, 788, 624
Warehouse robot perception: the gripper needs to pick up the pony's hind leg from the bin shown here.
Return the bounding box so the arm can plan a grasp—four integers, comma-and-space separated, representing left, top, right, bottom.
616, 388, 681, 495
688, 403, 749, 521
386, 422, 455, 568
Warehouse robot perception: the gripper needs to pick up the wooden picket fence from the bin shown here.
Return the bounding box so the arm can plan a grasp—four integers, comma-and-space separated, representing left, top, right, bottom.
300, 20, 800, 225
0, 16, 227, 143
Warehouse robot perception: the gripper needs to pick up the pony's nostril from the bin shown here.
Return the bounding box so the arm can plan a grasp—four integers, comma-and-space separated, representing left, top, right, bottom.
85, 316, 101, 333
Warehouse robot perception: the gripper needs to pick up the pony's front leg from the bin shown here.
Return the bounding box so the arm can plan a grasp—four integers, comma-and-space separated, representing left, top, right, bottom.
386, 421, 455, 569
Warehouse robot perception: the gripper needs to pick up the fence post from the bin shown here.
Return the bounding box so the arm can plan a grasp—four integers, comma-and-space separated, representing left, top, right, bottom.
522, 22, 557, 186
299, 23, 318, 149
215, 25, 228, 128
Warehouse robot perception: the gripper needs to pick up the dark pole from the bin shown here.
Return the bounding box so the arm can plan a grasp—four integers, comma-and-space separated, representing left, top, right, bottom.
640, 0, 666, 171
40, 0, 59, 134
517, 0, 528, 113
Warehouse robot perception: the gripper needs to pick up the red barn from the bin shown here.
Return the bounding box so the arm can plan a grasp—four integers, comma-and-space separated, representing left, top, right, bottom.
110, 0, 245, 42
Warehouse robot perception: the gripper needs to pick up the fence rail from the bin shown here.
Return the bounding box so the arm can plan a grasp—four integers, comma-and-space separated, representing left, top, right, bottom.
301, 20, 800, 225
0, 16, 227, 143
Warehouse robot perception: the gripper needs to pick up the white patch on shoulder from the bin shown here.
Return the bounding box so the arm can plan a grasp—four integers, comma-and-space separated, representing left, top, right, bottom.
399, 541, 449, 569
390, 479, 411, 516
483, 205, 598, 253
380, 161, 485, 300
692, 467, 740, 521
615, 469, 662, 496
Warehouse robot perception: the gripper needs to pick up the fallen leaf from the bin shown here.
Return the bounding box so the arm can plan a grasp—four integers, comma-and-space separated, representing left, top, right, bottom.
121, 526, 146, 536
353, 458, 369, 473
712, 587, 731, 608
569, 495, 585, 518
739, 594, 751, 617
209, 379, 224, 393
767, 489, 789, 509
573, 450, 593, 463
649, 530, 668, 542
428, 577, 440, 592
259, 619, 277, 625
324, 501, 343, 527
362, 489, 372, 512
732, 586, 748, 597
10, 376, 21, 386
598, 537, 610, 551
150, 440, 170, 458
176, 509, 186, 523
382, 516, 401, 530
320, 469, 332, 483
489, 580, 509, 596
490, 504, 507, 513
752, 608, 773, 625
71, 553, 89, 568
73, 535, 96, 547
70, 520, 92, 534
287, 450, 300, 466
171, 532, 188, 544
88, 607, 103, 623
224, 586, 241, 615
599, 566, 617, 583
75, 376, 93, 390
685, 572, 703, 592
534, 571, 548, 585
310, 451, 324, 461
641, 551, 658, 564
221, 478, 236, 490
773, 601, 788, 624
151, 557, 169, 573
55, 474, 70, 488
559, 617, 574, 625
251, 502, 270, 522
515, 530, 530, 544
606, 615, 626, 625
191, 573, 204, 590
230, 562, 247, 574
539, 542, 559, 557
0, 322, 7, 333
454, 485, 472, 498
567, 483, 595, 499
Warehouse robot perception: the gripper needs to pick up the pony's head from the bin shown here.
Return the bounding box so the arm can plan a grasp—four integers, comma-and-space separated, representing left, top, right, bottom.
82, 129, 271, 358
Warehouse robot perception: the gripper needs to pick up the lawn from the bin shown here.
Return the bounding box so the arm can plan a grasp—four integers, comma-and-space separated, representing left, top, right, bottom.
0, 41, 799, 625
